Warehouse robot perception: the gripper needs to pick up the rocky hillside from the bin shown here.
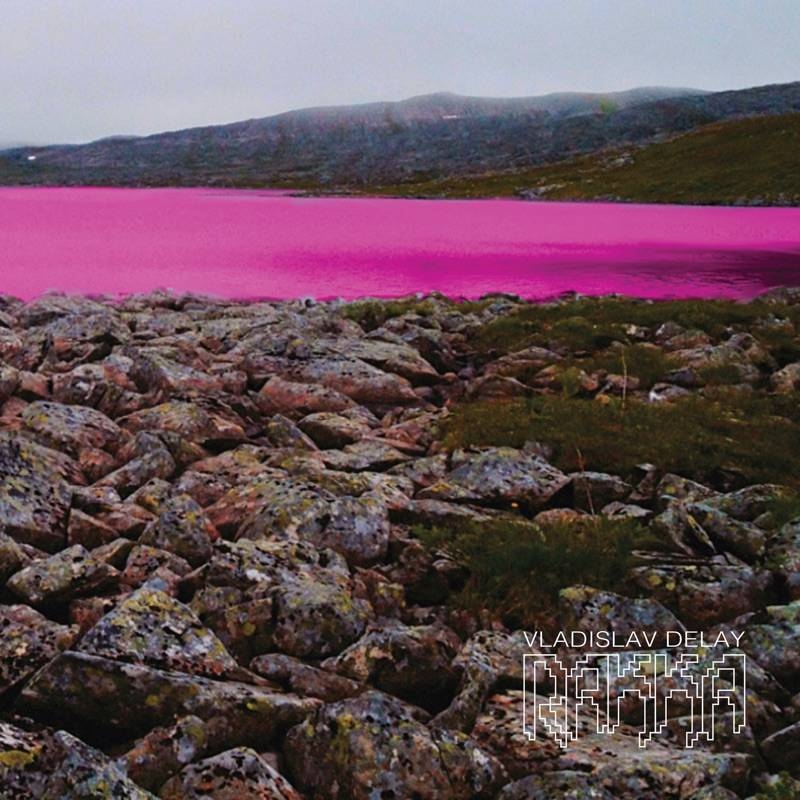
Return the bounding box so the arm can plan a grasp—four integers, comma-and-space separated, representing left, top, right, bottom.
4, 82, 800, 189
376, 112, 800, 206
1, 289, 799, 798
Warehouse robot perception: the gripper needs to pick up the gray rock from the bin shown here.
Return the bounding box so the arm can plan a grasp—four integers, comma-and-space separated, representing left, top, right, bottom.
285, 690, 506, 800
0, 604, 77, 693
79, 587, 240, 678
7, 544, 118, 608
419, 447, 569, 510
160, 747, 303, 800
17, 650, 319, 745
0, 433, 75, 551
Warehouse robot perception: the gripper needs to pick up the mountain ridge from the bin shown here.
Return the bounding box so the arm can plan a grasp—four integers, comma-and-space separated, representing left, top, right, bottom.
1, 81, 798, 193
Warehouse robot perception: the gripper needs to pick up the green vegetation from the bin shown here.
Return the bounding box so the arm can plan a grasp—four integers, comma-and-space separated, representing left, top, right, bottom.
442, 392, 800, 489
343, 296, 493, 331
576, 344, 676, 389
414, 516, 648, 630
470, 295, 797, 356
369, 113, 800, 206
343, 298, 437, 330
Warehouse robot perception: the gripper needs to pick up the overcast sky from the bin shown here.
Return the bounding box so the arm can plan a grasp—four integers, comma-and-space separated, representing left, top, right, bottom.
2, 0, 798, 145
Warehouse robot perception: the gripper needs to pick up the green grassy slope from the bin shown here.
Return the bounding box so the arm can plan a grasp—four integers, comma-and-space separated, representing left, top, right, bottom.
367, 112, 800, 205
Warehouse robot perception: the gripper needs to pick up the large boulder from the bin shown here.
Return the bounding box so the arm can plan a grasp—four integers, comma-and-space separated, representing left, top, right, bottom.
279, 357, 419, 407
284, 690, 506, 800
558, 585, 684, 647
119, 400, 246, 445
740, 602, 800, 690
17, 651, 319, 745
323, 623, 462, 712
419, 447, 570, 510
7, 544, 119, 608
21, 400, 123, 457
630, 555, 769, 629
203, 539, 372, 659
0, 604, 77, 693
0, 722, 153, 799
0, 433, 76, 551
257, 376, 357, 417
160, 747, 303, 800
79, 587, 240, 678
139, 493, 217, 567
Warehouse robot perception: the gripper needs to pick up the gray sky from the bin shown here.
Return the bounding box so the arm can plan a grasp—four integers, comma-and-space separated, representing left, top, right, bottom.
2, 0, 799, 145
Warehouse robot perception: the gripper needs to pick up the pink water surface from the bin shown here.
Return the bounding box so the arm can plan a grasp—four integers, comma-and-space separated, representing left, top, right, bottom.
2, 187, 800, 300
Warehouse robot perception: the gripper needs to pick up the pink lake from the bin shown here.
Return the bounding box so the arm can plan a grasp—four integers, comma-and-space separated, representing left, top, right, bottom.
2, 187, 800, 300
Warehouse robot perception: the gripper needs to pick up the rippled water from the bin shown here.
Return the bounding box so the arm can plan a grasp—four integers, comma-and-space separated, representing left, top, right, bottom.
2, 187, 800, 300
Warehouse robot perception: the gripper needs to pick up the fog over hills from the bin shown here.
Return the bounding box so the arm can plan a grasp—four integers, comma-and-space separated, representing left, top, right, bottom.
1, 81, 798, 189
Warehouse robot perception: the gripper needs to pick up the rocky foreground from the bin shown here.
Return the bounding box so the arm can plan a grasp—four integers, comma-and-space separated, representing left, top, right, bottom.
0, 289, 799, 799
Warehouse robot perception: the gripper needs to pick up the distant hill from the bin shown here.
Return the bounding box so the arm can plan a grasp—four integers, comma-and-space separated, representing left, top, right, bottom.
376, 112, 800, 206
1, 81, 799, 197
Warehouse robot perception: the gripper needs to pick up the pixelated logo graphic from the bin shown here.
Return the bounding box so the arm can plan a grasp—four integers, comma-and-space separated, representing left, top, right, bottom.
523, 651, 747, 749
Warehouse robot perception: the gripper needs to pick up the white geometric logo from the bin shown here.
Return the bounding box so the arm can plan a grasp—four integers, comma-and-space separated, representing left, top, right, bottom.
523, 651, 747, 749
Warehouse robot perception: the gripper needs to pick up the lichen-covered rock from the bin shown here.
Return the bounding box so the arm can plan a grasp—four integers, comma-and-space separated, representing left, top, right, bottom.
266, 413, 319, 450
0, 604, 77, 692
558, 585, 685, 647
434, 630, 527, 732
655, 473, 719, 508
769, 361, 800, 394
17, 651, 319, 744
21, 400, 123, 456
120, 400, 246, 445
257, 376, 357, 417
79, 587, 240, 678
760, 720, 800, 773
250, 653, 362, 702
684, 502, 766, 562
0, 531, 29, 584
1, 293, 798, 796
117, 715, 209, 794
0, 432, 75, 551
741, 602, 800, 690
284, 690, 506, 800
329, 337, 440, 384
126, 349, 224, 396
67, 507, 121, 549
160, 747, 303, 800
205, 539, 372, 658
236, 476, 336, 543
703, 483, 793, 522
320, 493, 390, 565
96, 434, 177, 496
279, 357, 419, 407
273, 578, 371, 659
569, 471, 632, 512
120, 545, 193, 592
498, 771, 615, 800
7, 544, 118, 608
0, 722, 155, 800
473, 690, 751, 797
765, 518, 800, 599
139, 493, 217, 567
631, 555, 768, 628
321, 438, 412, 472
298, 411, 372, 449
324, 623, 462, 712
419, 447, 570, 510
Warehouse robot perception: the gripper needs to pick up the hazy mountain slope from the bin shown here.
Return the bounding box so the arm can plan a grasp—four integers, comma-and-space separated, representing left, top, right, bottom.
1, 82, 798, 189
378, 113, 800, 206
